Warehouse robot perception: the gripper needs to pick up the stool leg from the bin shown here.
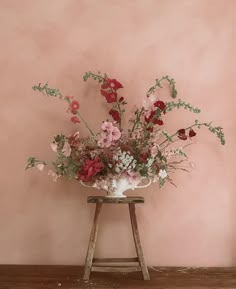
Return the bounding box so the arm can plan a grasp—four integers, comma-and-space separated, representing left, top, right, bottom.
83, 203, 102, 281
129, 203, 150, 280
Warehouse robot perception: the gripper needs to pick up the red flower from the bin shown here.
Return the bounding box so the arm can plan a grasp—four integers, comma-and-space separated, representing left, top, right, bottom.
101, 79, 109, 90
146, 127, 154, 132
102, 78, 123, 91
177, 129, 187, 140
69, 100, 80, 113
65, 95, 74, 100
119, 96, 124, 102
100, 89, 117, 103
145, 111, 155, 123
139, 152, 149, 163
109, 109, 121, 122
153, 118, 164, 125
71, 116, 80, 124
189, 129, 196, 138
68, 132, 80, 146
154, 100, 166, 111
78, 157, 104, 182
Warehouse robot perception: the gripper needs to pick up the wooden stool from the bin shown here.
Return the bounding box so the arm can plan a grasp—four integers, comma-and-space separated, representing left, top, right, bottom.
83, 196, 150, 281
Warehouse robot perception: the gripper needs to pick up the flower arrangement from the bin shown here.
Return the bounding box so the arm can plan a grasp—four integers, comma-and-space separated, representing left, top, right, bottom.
26, 71, 225, 191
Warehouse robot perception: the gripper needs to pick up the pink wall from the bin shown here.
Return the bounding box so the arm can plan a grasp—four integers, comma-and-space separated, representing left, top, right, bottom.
0, 0, 236, 266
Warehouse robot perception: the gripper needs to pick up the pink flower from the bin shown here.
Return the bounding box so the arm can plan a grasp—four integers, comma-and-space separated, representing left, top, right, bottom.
78, 157, 104, 182
62, 142, 71, 157
101, 121, 114, 132
151, 146, 158, 157
111, 126, 121, 141
127, 171, 139, 185
98, 133, 113, 148
69, 100, 80, 113
71, 116, 80, 124
50, 143, 58, 152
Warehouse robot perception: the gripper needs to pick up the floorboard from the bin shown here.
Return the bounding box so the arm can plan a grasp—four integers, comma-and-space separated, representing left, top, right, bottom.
0, 265, 235, 289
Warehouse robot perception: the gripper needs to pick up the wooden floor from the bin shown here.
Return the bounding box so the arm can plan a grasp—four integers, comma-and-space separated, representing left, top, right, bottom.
0, 265, 236, 289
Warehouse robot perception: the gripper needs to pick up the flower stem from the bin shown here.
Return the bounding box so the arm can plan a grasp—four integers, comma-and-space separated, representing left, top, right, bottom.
32, 83, 95, 136
63, 97, 95, 136
130, 107, 144, 134
147, 75, 178, 98
160, 121, 225, 146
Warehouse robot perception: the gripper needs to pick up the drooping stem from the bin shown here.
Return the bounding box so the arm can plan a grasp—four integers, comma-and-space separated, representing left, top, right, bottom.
83, 71, 107, 83
160, 121, 225, 146
130, 107, 144, 134
147, 75, 178, 98
32, 83, 95, 136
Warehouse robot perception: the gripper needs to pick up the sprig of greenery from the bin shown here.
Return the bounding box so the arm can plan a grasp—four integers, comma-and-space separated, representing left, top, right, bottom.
162, 131, 173, 142
177, 149, 188, 158
160, 120, 225, 146
165, 99, 201, 113
147, 75, 177, 98
83, 71, 107, 83
130, 107, 144, 134
32, 83, 94, 136
32, 83, 62, 97
25, 157, 46, 170
194, 120, 225, 145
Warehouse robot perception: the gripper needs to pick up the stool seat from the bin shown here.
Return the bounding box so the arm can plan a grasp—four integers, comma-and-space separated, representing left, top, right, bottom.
88, 196, 144, 204
83, 196, 150, 281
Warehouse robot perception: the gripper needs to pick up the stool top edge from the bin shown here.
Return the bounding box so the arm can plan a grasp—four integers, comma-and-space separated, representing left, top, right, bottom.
87, 196, 144, 203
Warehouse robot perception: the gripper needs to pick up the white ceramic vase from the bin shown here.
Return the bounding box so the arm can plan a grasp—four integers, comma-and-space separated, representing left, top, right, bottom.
80, 177, 151, 198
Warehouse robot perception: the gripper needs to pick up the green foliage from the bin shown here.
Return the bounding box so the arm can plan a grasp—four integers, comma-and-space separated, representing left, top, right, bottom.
165, 99, 201, 113
83, 71, 107, 83
162, 131, 173, 142
178, 149, 188, 158
32, 83, 62, 97
147, 75, 177, 98
25, 157, 46, 170
194, 121, 226, 145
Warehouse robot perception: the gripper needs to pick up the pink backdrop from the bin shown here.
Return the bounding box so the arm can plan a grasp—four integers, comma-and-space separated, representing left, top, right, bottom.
0, 0, 235, 266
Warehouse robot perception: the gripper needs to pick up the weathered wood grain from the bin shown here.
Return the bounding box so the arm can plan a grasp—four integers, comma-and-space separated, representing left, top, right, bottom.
85, 196, 148, 280
129, 203, 150, 280
1, 265, 236, 289
88, 196, 144, 204
93, 257, 139, 263
83, 202, 102, 281
91, 266, 142, 273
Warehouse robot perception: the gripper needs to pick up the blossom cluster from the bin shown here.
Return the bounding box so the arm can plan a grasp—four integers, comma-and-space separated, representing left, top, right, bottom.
26, 71, 225, 189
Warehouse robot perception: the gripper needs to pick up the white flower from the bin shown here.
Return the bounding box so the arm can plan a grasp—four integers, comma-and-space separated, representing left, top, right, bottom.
159, 169, 167, 179
147, 158, 154, 168
115, 167, 121, 173
36, 163, 45, 172
48, 170, 59, 182
62, 142, 71, 157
